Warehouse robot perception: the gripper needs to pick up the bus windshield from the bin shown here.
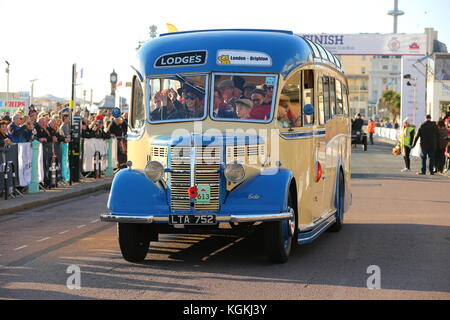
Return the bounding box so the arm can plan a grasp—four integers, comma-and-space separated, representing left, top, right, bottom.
212, 73, 277, 122
149, 74, 207, 123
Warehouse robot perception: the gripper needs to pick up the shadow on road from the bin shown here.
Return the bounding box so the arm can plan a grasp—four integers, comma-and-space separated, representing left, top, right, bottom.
3, 222, 448, 299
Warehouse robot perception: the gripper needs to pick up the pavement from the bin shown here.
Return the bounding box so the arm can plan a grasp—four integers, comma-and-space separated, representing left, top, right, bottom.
0, 177, 113, 217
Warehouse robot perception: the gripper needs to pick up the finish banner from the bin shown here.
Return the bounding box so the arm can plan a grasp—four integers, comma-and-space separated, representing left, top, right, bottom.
300, 33, 427, 56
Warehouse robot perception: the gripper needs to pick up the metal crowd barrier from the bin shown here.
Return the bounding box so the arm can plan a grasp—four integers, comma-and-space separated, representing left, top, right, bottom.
0, 145, 22, 200
0, 138, 119, 200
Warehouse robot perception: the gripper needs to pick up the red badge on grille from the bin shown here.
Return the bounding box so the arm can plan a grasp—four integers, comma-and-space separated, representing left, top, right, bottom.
187, 186, 198, 199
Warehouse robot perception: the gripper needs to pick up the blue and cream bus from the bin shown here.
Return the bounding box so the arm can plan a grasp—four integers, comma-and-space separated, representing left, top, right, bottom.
101, 29, 352, 264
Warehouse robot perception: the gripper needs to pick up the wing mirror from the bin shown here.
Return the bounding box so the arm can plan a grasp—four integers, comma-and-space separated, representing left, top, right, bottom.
303, 104, 314, 116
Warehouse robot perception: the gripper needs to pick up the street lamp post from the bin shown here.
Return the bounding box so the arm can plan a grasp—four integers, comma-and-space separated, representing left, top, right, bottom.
5, 61, 10, 109
30, 79, 38, 110
404, 74, 417, 125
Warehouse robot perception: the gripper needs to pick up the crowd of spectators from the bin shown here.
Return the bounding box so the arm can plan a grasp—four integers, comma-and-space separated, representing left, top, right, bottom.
0, 106, 128, 147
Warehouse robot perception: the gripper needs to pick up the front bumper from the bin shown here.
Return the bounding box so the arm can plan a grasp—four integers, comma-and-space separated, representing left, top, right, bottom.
100, 210, 294, 224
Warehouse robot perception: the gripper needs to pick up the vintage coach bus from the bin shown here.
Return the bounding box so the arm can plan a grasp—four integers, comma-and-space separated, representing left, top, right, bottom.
101, 29, 352, 264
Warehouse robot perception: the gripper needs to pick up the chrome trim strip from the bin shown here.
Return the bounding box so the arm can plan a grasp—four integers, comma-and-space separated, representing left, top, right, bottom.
231, 209, 294, 223
100, 214, 154, 224
298, 216, 336, 243
299, 209, 337, 232
100, 212, 293, 224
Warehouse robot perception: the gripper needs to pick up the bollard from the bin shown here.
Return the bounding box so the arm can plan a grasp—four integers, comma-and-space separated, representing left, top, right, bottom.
61, 143, 70, 182
106, 139, 113, 177
2, 162, 8, 200
29, 140, 40, 194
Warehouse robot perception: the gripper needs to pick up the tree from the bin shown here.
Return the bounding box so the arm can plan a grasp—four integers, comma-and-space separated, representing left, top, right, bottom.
379, 90, 401, 123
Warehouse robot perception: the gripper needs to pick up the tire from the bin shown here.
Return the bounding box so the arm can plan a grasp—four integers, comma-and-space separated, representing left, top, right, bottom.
264, 191, 297, 264
118, 223, 153, 263
329, 172, 344, 233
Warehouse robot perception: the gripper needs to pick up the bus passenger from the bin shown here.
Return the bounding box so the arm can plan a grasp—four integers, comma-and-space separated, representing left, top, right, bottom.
250, 89, 271, 120
232, 76, 245, 95
217, 80, 237, 118
213, 87, 223, 117
151, 89, 184, 121
235, 99, 254, 120
278, 95, 293, 128
242, 83, 256, 99
263, 85, 274, 105
183, 88, 204, 119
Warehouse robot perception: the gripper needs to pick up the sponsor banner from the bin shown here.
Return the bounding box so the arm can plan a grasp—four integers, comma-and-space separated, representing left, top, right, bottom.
18, 143, 33, 187
400, 56, 427, 127
434, 55, 450, 80
0, 92, 30, 114
300, 33, 427, 56
154, 51, 207, 68
217, 50, 272, 66
82, 138, 118, 172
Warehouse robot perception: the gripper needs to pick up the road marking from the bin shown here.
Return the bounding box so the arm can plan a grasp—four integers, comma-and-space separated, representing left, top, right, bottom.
90, 219, 100, 224
77, 225, 87, 229
37, 237, 51, 242
58, 230, 70, 235
14, 245, 28, 251
201, 237, 245, 262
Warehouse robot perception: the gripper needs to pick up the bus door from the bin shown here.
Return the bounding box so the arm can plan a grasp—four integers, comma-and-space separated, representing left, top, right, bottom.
312, 74, 329, 220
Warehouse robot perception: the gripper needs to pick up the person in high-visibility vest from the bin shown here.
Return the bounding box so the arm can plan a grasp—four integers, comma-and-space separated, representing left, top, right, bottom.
399, 118, 416, 173
367, 119, 376, 145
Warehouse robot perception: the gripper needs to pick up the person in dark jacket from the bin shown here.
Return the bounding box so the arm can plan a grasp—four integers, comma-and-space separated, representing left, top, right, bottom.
352, 114, 364, 132
89, 119, 110, 140
8, 113, 32, 143
48, 119, 69, 143
34, 117, 52, 143
435, 120, 449, 174
81, 121, 94, 139
0, 120, 13, 148
412, 115, 440, 175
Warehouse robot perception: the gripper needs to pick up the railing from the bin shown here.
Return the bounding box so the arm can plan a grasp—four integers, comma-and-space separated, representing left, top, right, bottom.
1, 138, 121, 200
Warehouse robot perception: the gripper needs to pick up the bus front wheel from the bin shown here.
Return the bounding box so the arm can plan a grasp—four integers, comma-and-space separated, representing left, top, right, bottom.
263, 192, 297, 264
118, 223, 153, 263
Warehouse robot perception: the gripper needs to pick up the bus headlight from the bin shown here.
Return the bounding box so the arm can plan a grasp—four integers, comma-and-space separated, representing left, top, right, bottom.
144, 161, 164, 182
224, 163, 245, 183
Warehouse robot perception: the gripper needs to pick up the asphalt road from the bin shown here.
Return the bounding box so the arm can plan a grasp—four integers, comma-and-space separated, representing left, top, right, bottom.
0, 141, 449, 300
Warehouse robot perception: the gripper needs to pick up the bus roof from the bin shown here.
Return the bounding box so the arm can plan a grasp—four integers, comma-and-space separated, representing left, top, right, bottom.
136, 29, 343, 78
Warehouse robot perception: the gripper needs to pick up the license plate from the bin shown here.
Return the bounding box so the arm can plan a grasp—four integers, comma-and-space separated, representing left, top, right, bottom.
169, 214, 217, 225
196, 184, 211, 204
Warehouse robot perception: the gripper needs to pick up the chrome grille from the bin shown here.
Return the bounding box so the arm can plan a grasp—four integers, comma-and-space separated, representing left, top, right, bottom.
226, 145, 265, 165
170, 146, 221, 212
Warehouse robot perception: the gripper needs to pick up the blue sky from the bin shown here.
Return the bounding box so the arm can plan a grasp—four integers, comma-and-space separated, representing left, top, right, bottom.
0, 0, 449, 102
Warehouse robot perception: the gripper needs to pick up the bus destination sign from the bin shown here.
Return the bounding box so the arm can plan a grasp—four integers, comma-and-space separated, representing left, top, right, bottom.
155, 51, 207, 68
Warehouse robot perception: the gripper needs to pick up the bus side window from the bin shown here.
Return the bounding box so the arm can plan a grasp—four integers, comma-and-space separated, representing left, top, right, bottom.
302, 70, 314, 126
279, 71, 301, 128
330, 77, 336, 117
336, 80, 344, 115
323, 76, 331, 122
317, 75, 325, 125
130, 75, 145, 129
342, 83, 349, 116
